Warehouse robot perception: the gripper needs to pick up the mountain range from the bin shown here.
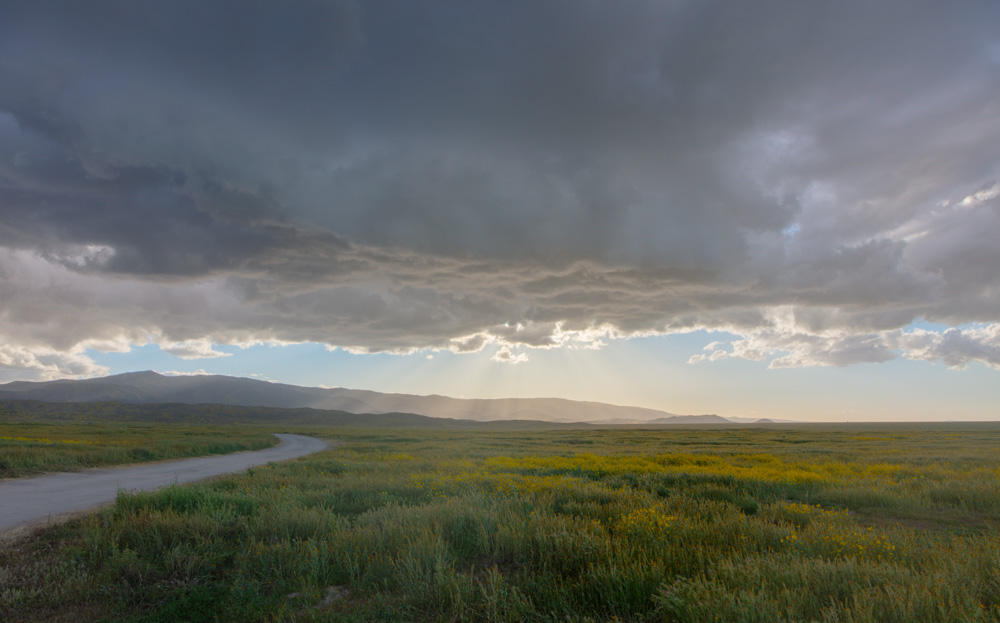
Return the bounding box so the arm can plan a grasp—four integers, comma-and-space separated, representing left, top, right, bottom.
0, 371, 776, 425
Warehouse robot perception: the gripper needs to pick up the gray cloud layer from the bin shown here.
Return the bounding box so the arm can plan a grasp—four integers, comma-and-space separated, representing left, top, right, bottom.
1, 0, 999, 378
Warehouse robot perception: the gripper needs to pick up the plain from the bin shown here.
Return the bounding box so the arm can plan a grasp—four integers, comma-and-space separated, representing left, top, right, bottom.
2, 418, 1000, 622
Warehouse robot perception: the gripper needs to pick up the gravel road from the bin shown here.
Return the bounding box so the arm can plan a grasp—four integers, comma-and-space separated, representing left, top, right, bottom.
0, 433, 329, 532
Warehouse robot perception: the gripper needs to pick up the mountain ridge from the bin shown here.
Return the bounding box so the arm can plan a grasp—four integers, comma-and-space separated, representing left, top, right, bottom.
0, 371, 762, 424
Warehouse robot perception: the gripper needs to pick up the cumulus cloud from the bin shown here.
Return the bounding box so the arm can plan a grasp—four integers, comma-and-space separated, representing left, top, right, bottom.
689, 322, 1000, 371
0, 342, 108, 382
158, 369, 212, 377
0, 1, 999, 377
157, 340, 231, 360
492, 348, 530, 365
892, 325, 1000, 370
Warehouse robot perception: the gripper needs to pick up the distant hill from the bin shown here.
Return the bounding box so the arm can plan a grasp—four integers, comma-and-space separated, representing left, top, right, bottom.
647, 414, 731, 424
722, 416, 794, 424
0, 399, 578, 429
0, 371, 741, 425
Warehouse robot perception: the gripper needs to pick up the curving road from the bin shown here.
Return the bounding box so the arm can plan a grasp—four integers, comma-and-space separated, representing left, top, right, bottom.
0, 433, 330, 533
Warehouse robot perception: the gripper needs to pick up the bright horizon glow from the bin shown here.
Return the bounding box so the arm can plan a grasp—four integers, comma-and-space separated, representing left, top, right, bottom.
70, 326, 1000, 423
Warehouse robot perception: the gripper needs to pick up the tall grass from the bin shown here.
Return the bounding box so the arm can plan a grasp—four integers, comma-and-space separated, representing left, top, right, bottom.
2, 424, 1000, 621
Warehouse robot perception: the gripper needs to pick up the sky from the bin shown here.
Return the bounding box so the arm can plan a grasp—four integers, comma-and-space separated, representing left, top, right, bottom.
1, 1, 999, 421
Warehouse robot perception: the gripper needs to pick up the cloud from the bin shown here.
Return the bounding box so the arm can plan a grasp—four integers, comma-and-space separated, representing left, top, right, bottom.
158, 369, 212, 377
893, 325, 1000, 370
0, 1, 999, 377
449, 334, 490, 354
689, 322, 1000, 371
0, 341, 108, 382
157, 340, 231, 360
492, 347, 529, 365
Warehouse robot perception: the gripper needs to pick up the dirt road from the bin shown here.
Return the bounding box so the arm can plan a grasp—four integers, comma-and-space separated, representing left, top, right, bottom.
0, 433, 329, 532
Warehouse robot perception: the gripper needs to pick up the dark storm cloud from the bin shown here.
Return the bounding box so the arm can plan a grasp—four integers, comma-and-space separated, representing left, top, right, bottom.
1, 0, 1000, 377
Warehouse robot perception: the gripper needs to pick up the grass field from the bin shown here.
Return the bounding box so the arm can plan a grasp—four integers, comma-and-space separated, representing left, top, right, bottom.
0, 422, 278, 479
2, 421, 1000, 622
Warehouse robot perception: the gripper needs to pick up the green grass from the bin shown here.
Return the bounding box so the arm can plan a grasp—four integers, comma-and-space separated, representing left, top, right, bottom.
3, 423, 1000, 622
0, 422, 278, 478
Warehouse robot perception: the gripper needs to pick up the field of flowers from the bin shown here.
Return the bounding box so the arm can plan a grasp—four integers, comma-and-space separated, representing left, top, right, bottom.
2, 423, 1000, 622
0, 423, 278, 478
